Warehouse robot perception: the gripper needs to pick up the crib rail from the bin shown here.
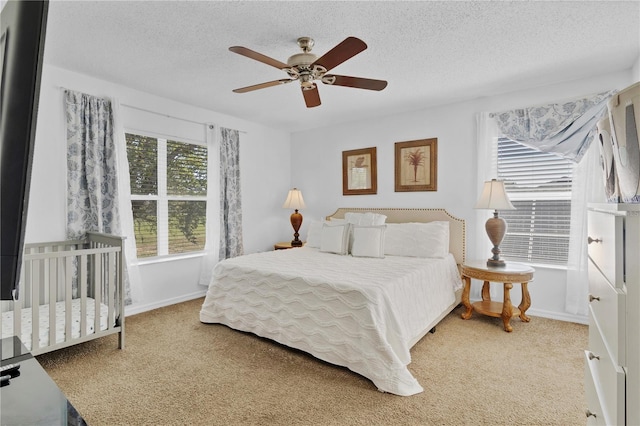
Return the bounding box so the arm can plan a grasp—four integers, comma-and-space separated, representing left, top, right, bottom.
1, 232, 125, 356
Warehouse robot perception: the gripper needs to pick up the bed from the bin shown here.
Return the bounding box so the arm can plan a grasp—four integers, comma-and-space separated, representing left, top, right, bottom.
0, 232, 125, 356
200, 208, 465, 396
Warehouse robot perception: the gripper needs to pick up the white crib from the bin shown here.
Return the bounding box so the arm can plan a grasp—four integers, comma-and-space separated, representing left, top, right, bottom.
1, 232, 125, 355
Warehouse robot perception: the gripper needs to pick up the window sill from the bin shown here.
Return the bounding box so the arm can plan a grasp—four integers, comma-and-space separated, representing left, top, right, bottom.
508, 261, 568, 271
137, 251, 206, 266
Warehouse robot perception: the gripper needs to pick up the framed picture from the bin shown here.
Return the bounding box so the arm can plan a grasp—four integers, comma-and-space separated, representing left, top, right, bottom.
394, 138, 437, 192
342, 147, 377, 195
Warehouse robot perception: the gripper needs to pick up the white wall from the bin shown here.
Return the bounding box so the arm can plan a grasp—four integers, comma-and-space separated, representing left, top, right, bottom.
29, 65, 292, 314
28, 62, 639, 320
291, 69, 637, 324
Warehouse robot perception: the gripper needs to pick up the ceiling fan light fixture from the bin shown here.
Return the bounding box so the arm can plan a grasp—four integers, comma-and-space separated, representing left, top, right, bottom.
300, 74, 315, 89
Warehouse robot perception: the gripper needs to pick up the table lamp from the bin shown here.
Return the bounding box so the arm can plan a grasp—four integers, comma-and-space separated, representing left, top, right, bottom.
282, 188, 306, 247
475, 179, 515, 267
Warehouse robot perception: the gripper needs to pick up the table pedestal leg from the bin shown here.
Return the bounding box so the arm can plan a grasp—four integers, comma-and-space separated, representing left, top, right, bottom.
518, 281, 531, 322
501, 282, 514, 332
481, 281, 490, 301
461, 276, 473, 319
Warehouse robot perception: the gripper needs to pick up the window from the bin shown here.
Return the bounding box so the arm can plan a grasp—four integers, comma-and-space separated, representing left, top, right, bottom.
126, 133, 207, 258
496, 138, 574, 265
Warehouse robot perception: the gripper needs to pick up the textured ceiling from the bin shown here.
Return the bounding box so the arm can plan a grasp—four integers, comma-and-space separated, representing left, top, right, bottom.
43, 1, 640, 133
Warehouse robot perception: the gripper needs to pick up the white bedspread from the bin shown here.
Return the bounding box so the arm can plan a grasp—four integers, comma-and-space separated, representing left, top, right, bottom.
199, 247, 462, 396
1, 298, 109, 351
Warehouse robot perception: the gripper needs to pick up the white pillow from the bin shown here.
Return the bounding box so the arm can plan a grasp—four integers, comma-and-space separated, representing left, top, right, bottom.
384, 221, 450, 258
305, 221, 323, 248
344, 212, 387, 252
344, 212, 387, 226
319, 223, 351, 255
351, 225, 386, 258
307, 220, 348, 248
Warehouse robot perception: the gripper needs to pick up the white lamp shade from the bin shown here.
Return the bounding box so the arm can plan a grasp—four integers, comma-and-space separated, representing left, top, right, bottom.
475, 179, 515, 210
282, 188, 306, 210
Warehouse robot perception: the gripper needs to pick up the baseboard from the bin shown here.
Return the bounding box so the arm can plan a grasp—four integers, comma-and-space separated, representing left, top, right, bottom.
526, 307, 588, 325
467, 298, 588, 325
124, 290, 207, 316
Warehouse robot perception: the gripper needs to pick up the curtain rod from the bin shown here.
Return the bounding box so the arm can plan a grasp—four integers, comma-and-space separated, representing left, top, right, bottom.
58, 88, 247, 133
121, 103, 248, 134
121, 103, 206, 125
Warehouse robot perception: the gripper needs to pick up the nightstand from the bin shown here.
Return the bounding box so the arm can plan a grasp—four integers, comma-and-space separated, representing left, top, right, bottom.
274, 241, 304, 250
460, 260, 535, 332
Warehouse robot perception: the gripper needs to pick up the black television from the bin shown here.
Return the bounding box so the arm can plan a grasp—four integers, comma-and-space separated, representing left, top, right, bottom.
0, 0, 48, 300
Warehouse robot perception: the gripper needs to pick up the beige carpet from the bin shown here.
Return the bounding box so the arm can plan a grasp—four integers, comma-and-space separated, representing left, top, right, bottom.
37, 298, 587, 425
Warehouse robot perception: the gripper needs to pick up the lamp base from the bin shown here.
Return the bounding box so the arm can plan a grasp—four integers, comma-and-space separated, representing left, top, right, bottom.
485, 211, 508, 268
290, 209, 303, 247
487, 258, 506, 268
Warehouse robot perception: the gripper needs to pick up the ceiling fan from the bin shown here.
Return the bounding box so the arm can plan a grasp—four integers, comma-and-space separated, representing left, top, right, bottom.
229, 36, 388, 108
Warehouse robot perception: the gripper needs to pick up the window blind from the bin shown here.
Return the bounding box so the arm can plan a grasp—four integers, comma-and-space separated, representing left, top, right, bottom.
126, 134, 158, 196
166, 140, 207, 254
497, 139, 574, 265
166, 140, 207, 196
126, 133, 207, 258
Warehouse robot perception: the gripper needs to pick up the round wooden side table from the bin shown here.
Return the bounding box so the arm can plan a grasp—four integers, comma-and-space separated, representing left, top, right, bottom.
274, 241, 304, 250
460, 260, 535, 332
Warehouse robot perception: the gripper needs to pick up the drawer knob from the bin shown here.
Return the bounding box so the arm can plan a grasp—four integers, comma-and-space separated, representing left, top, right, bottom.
587, 237, 602, 244
585, 409, 597, 418
588, 352, 600, 361
589, 294, 600, 302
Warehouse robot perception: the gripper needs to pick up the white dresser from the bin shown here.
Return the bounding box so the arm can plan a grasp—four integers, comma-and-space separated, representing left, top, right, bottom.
585, 203, 640, 425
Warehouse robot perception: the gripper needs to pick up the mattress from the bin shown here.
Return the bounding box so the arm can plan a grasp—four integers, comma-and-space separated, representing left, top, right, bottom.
200, 247, 463, 396
1, 298, 110, 351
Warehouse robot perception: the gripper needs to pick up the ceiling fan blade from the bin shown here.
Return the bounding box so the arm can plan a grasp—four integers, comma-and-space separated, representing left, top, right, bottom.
232, 79, 294, 93
229, 46, 289, 70
302, 84, 321, 108
322, 75, 388, 91
312, 37, 367, 72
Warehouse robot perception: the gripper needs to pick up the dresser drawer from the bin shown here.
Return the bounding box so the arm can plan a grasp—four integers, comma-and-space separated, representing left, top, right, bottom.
588, 260, 626, 364
584, 353, 606, 426
587, 209, 624, 288
586, 321, 626, 426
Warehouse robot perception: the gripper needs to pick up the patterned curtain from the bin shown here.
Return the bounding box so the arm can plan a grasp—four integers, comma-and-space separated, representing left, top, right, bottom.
218, 127, 243, 259
491, 90, 615, 162
65, 90, 131, 303
65, 90, 120, 237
